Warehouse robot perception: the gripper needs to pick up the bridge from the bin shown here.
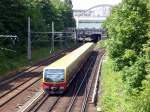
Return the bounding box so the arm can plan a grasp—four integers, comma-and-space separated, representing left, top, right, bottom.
73, 4, 112, 29
72, 4, 112, 41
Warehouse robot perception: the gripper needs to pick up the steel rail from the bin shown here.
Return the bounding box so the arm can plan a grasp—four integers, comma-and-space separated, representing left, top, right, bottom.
0, 48, 74, 99
0, 77, 41, 107
0, 55, 61, 101
0, 48, 73, 86
0, 74, 41, 99
81, 50, 105, 112
16, 91, 45, 112
66, 54, 95, 112
0, 48, 75, 109
26, 94, 49, 112
16, 47, 95, 112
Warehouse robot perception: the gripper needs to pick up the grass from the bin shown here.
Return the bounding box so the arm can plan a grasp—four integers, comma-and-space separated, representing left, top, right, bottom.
97, 55, 134, 112
96, 39, 108, 48
0, 41, 78, 79
96, 40, 150, 112
0, 47, 53, 77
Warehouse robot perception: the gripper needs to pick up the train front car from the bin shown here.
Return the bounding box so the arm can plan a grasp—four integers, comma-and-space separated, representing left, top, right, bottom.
42, 68, 66, 94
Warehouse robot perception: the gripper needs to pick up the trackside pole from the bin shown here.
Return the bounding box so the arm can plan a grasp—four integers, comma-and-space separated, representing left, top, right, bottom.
27, 17, 31, 61
51, 21, 54, 52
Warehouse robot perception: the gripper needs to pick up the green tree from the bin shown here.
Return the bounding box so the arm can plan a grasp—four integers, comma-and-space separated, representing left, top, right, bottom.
104, 0, 149, 91
0, 0, 27, 35
0, 0, 75, 56
51, 0, 75, 30
0, 0, 28, 55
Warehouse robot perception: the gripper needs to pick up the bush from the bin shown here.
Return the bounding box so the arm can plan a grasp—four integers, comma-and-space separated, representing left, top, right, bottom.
134, 78, 150, 112
104, 0, 149, 72
123, 58, 147, 92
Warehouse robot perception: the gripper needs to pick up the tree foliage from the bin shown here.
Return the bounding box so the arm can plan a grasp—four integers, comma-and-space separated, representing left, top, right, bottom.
103, 0, 150, 111
104, 0, 149, 92
0, 0, 27, 35
0, 0, 75, 56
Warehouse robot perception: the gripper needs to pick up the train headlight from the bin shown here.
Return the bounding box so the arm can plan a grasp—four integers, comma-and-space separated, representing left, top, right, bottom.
60, 87, 64, 90
51, 87, 58, 90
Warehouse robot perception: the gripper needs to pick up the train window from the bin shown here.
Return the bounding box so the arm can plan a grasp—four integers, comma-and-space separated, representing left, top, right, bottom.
44, 69, 64, 82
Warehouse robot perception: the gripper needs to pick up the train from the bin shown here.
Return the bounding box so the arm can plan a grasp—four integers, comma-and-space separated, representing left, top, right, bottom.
42, 42, 94, 94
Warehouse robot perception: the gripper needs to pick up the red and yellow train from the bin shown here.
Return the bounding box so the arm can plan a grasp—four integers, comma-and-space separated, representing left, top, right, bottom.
42, 42, 94, 94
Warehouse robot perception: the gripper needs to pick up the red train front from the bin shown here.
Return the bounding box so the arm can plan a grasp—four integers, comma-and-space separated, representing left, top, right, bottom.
42, 68, 66, 94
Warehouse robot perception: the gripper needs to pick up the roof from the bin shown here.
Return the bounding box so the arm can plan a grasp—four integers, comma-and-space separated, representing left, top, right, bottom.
45, 42, 93, 69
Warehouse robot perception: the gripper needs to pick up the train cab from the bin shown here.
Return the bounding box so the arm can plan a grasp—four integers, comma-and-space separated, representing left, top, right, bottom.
42, 68, 66, 94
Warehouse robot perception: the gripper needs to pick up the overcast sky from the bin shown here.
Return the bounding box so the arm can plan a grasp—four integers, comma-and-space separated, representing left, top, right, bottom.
72, 0, 122, 10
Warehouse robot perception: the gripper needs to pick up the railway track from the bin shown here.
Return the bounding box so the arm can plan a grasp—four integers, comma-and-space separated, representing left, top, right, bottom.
81, 49, 105, 112
16, 48, 105, 112
0, 48, 75, 86
66, 50, 100, 112
50, 49, 105, 112
0, 48, 76, 112
19, 93, 61, 112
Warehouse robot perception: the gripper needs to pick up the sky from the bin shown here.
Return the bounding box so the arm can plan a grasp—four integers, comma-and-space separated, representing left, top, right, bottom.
72, 0, 122, 10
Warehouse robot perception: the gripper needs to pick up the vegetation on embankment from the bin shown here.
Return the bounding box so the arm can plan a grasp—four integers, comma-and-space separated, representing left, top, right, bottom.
0, 47, 50, 76
98, 56, 135, 111
96, 40, 107, 49
0, 41, 77, 79
98, 0, 150, 111
98, 54, 150, 112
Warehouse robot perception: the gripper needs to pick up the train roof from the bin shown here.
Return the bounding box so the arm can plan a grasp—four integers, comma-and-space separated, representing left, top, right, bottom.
44, 42, 94, 70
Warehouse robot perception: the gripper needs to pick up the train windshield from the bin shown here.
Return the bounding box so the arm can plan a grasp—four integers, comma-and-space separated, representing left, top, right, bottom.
44, 69, 64, 83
